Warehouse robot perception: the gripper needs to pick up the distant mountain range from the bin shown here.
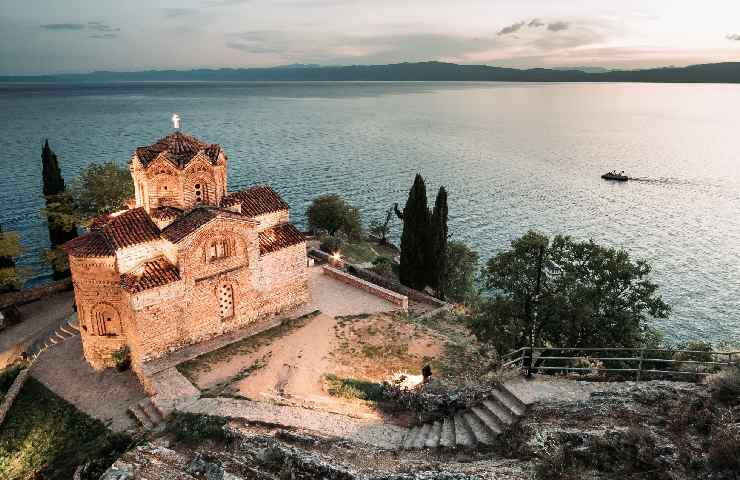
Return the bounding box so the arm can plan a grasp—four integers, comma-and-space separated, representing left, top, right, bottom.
2, 61, 740, 83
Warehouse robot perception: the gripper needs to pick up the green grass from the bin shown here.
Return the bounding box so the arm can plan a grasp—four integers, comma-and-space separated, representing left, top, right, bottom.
323, 374, 385, 402
340, 241, 378, 264
177, 310, 320, 382
0, 377, 133, 480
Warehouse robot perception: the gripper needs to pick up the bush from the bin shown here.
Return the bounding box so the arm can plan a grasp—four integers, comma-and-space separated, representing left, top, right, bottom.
164, 412, 232, 444
371, 256, 393, 278
324, 374, 384, 401
319, 236, 342, 255
306, 194, 361, 238
708, 423, 740, 473
111, 346, 130, 372
711, 367, 740, 405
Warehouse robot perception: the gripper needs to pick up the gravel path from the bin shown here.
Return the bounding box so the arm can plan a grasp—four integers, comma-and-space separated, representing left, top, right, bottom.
185, 397, 408, 449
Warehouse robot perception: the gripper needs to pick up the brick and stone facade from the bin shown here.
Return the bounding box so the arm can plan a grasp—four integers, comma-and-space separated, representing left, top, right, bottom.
63, 131, 308, 378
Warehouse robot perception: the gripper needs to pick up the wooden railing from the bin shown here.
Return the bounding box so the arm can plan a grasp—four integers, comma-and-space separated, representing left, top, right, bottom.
499, 346, 739, 381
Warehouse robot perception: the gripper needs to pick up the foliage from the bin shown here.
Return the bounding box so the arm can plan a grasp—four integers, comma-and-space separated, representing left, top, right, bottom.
319, 235, 342, 255
444, 241, 479, 304
712, 367, 740, 405
428, 186, 449, 295
471, 231, 670, 354
111, 345, 131, 372
165, 412, 231, 445
42, 247, 70, 274
323, 374, 385, 401
368, 206, 393, 244
41, 140, 65, 197
306, 194, 362, 238
71, 162, 134, 219
708, 421, 740, 473
398, 174, 430, 290
370, 256, 393, 278
0, 377, 133, 480
0, 228, 24, 293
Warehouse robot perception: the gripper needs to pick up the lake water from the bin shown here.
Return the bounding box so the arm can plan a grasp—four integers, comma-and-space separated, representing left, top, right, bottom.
0, 82, 738, 344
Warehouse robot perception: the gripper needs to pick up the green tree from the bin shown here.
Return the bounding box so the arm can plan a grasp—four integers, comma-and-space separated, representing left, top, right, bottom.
70, 162, 133, 219
396, 174, 430, 290
0, 226, 24, 293
41, 139, 65, 197
470, 231, 670, 354
369, 207, 393, 245
444, 241, 479, 304
306, 194, 362, 238
429, 186, 449, 296
44, 162, 133, 229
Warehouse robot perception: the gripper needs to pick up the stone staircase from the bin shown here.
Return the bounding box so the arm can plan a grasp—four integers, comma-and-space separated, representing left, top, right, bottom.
127, 397, 165, 431
25, 315, 80, 362
401, 383, 530, 450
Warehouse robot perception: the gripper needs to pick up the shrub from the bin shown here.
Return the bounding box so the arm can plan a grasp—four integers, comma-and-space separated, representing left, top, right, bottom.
371, 256, 393, 278
711, 367, 740, 405
319, 236, 342, 255
708, 422, 740, 473
324, 374, 385, 401
111, 346, 130, 372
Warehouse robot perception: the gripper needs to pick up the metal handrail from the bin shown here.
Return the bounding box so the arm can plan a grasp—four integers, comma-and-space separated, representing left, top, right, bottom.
498, 346, 738, 381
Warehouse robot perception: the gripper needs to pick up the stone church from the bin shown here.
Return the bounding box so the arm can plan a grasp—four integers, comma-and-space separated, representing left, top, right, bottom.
62, 130, 309, 377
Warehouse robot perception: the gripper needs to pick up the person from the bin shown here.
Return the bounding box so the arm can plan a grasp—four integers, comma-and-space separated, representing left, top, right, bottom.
422, 364, 432, 383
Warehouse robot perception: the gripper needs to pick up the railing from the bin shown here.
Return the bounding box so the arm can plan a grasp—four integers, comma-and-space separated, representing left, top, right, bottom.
498, 346, 739, 381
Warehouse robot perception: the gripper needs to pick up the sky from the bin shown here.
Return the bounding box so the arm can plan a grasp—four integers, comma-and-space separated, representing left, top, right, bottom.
1, 0, 740, 75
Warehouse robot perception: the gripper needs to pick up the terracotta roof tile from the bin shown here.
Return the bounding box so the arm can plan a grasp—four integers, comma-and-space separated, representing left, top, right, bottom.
120, 257, 180, 293
151, 206, 183, 220
61, 232, 115, 257
161, 208, 219, 243
221, 185, 289, 218
134, 131, 222, 168
102, 208, 161, 250
259, 223, 305, 255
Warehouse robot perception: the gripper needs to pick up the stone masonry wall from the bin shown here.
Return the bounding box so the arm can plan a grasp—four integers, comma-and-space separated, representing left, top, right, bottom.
253, 210, 289, 232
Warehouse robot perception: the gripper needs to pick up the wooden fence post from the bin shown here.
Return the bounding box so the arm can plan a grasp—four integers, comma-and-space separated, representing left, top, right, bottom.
636, 348, 645, 381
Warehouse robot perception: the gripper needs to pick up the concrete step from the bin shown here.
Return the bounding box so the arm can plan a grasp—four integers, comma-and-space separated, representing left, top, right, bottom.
481, 397, 517, 425
490, 388, 526, 417
463, 411, 495, 445
453, 413, 475, 447
413, 423, 432, 449
127, 404, 154, 430
403, 426, 420, 449
440, 416, 456, 448
139, 398, 164, 425
424, 421, 442, 448
470, 405, 504, 435
58, 323, 77, 336
48, 336, 59, 345
499, 383, 530, 412
67, 317, 80, 331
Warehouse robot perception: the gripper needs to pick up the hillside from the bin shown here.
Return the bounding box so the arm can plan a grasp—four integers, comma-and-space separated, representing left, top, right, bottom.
3, 61, 740, 83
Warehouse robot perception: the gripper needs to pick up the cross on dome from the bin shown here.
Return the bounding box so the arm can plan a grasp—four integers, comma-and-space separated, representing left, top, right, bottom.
171, 113, 180, 130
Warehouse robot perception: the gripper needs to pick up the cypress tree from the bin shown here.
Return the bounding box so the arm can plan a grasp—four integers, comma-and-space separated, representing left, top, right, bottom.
429, 186, 449, 298
42, 139, 65, 196
399, 174, 430, 290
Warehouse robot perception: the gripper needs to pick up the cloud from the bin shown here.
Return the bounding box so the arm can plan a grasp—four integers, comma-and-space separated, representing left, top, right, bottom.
203, 0, 251, 6
41, 23, 85, 30
547, 21, 570, 32
89, 33, 118, 40
498, 21, 525, 36
528, 19, 545, 28
727, 34, 740, 41
86, 21, 119, 32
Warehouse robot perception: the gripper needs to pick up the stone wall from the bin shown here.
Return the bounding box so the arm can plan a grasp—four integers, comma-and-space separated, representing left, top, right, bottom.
116, 239, 173, 274
253, 210, 289, 232
0, 278, 72, 309
0, 368, 29, 428
321, 266, 408, 310
348, 266, 446, 307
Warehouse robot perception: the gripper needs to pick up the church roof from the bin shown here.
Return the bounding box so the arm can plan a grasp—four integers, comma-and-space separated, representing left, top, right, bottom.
61, 232, 115, 257
160, 207, 256, 244
221, 185, 289, 217
259, 222, 305, 255
102, 208, 161, 250
120, 256, 181, 293
134, 131, 223, 168
63, 208, 161, 258
151, 205, 183, 220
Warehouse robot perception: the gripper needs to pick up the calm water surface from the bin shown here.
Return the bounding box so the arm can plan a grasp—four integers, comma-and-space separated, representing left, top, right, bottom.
0, 82, 738, 344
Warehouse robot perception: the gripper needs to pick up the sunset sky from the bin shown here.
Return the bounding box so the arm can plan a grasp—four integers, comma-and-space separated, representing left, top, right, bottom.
1, 0, 740, 75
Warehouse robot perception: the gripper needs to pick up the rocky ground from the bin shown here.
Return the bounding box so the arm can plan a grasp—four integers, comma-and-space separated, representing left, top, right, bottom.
98, 377, 740, 480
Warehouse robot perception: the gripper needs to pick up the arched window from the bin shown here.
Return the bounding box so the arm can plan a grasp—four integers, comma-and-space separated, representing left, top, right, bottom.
194, 182, 209, 204
90, 303, 120, 336
208, 237, 233, 262
218, 282, 234, 319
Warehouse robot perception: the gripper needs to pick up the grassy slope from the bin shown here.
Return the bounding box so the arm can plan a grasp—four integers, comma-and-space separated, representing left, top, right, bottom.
0, 377, 131, 480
